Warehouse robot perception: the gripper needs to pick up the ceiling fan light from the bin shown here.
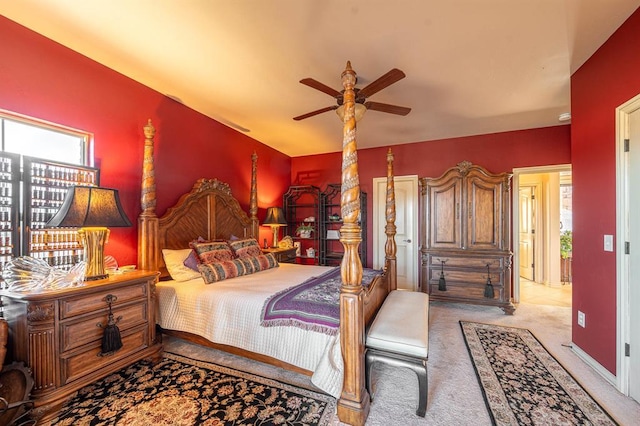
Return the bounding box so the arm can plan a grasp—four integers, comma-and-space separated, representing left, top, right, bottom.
336, 103, 367, 122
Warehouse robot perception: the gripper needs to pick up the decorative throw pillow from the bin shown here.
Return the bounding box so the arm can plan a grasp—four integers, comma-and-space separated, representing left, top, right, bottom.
190, 240, 235, 264
182, 236, 207, 271
162, 249, 202, 282
228, 238, 262, 258
198, 258, 255, 284
183, 251, 199, 271
242, 253, 279, 272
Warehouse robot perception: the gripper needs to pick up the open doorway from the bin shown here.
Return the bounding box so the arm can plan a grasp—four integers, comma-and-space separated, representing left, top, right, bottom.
513, 165, 572, 307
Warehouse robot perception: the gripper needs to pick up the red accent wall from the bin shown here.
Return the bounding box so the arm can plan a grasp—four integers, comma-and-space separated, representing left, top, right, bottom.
292, 125, 571, 267
0, 16, 291, 265
571, 7, 640, 373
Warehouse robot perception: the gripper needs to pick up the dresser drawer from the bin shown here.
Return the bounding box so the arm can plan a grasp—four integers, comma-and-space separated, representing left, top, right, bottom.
60, 324, 149, 385
60, 301, 148, 352
427, 268, 503, 286
60, 281, 148, 319
277, 249, 297, 263
428, 254, 505, 270
428, 281, 505, 300
429, 282, 486, 299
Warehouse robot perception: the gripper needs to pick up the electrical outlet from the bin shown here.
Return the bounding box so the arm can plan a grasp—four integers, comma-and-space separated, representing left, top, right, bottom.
578, 311, 586, 328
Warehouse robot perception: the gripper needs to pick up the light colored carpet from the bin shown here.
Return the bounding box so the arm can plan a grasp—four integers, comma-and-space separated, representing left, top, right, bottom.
164, 301, 640, 425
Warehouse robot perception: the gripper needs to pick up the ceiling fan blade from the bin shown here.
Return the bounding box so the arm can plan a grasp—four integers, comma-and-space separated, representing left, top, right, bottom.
299, 78, 342, 98
364, 101, 411, 116
293, 105, 338, 121
358, 68, 406, 98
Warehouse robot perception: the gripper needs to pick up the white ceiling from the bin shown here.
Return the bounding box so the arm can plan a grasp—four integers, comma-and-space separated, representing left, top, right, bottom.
2, 1, 639, 156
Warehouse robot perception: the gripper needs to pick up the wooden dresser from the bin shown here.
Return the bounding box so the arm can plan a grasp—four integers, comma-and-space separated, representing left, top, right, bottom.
420, 161, 515, 314
0, 270, 163, 418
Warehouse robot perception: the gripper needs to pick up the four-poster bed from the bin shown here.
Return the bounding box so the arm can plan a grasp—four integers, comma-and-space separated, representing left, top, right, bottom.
137, 62, 397, 425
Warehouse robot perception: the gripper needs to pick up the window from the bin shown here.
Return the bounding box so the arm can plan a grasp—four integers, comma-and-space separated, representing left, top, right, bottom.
0, 111, 96, 273
0, 110, 91, 166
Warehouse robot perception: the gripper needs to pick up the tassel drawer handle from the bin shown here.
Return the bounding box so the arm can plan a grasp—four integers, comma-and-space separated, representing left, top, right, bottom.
97, 293, 124, 356
438, 260, 447, 292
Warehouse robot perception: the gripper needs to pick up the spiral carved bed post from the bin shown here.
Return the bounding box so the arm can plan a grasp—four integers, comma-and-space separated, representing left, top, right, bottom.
138, 119, 159, 271
386, 148, 398, 291
249, 151, 259, 239
337, 61, 370, 425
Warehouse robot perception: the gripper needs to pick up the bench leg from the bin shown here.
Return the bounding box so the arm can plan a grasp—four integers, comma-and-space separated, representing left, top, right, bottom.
365, 350, 375, 399
411, 360, 428, 417
365, 349, 428, 416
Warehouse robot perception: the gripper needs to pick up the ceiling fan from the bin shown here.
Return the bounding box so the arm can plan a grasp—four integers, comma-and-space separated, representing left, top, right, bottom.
293, 61, 411, 121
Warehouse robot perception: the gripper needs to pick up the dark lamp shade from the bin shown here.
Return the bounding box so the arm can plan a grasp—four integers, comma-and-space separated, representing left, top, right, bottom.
47, 186, 132, 228
263, 207, 287, 226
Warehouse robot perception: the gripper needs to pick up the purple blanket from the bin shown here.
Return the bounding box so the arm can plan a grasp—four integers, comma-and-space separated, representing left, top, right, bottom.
260, 267, 381, 336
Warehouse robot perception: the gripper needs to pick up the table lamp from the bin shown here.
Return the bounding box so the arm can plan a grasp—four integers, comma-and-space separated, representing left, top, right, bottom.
263, 207, 287, 248
47, 186, 132, 280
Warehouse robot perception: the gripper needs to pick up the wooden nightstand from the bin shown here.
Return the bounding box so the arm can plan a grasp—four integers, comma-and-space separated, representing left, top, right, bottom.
262, 246, 297, 263
0, 270, 163, 420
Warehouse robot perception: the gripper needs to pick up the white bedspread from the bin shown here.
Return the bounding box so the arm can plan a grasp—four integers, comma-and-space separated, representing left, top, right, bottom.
155, 263, 344, 398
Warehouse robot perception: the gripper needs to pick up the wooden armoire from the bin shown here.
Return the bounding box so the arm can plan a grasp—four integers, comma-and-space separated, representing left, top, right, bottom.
420, 161, 515, 314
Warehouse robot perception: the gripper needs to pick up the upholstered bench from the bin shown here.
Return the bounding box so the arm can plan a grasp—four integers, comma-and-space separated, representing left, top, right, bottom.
365, 290, 429, 417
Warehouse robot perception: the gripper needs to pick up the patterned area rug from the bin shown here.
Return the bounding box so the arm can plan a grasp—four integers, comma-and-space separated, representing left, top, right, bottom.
460, 321, 618, 426
50, 352, 336, 425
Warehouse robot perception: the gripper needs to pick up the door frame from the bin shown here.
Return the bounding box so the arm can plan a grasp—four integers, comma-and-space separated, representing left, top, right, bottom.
512, 165, 571, 303
615, 93, 640, 396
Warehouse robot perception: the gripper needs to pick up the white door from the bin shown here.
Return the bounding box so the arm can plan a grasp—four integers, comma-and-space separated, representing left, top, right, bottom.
519, 186, 535, 280
628, 104, 640, 402
373, 175, 419, 291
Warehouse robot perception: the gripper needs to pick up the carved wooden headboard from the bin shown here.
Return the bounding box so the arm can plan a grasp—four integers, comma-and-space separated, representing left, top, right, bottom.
154, 178, 255, 275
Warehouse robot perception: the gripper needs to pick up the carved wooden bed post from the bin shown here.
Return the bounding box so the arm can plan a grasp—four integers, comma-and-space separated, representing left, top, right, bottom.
337, 61, 370, 425
249, 151, 259, 238
138, 119, 159, 271
386, 148, 398, 291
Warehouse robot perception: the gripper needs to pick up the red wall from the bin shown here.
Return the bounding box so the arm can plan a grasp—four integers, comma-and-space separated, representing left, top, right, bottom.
571, 7, 640, 373
292, 125, 571, 267
0, 16, 291, 265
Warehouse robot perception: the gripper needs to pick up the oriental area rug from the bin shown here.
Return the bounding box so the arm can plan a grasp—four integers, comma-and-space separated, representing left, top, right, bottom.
50, 352, 336, 425
460, 321, 618, 426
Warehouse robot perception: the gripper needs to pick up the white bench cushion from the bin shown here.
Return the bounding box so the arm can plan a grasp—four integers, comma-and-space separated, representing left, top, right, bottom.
366, 290, 429, 358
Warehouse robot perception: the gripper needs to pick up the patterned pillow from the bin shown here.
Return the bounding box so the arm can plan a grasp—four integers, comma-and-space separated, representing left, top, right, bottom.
198, 258, 255, 284
190, 240, 235, 264
242, 253, 279, 272
228, 238, 262, 258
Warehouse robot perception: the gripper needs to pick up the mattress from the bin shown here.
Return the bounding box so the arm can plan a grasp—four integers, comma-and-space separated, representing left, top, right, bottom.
156, 263, 344, 397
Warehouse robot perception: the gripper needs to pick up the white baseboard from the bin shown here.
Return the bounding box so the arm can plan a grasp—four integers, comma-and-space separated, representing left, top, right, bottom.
571, 342, 618, 387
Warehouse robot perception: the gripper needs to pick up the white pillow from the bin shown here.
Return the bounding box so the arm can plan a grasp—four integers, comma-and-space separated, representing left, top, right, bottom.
162, 249, 201, 282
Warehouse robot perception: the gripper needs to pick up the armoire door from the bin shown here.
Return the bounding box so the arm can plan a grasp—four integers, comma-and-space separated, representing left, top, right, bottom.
425, 175, 462, 250
465, 172, 506, 251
